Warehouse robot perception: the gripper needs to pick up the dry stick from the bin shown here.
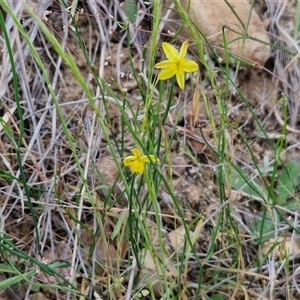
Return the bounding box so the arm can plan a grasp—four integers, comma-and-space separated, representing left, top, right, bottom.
271, 0, 300, 134
89, 5, 107, 289
272, 52, 300, 134
125, 257, 137, 300
69, 110, 97, 284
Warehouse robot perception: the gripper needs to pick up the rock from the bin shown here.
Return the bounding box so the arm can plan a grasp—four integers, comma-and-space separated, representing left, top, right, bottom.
163, 0, 271, 66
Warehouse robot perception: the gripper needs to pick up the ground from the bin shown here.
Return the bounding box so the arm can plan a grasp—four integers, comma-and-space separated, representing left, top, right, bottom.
1, 0, 300, 299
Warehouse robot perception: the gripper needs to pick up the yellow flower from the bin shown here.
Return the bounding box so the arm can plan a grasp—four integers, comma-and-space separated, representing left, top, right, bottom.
123, 148, 159, 175
154, 41, 199, 89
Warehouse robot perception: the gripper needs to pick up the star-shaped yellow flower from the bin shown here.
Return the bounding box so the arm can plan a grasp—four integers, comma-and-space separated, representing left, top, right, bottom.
155, 41, 199, 89
123, 149, 159, 175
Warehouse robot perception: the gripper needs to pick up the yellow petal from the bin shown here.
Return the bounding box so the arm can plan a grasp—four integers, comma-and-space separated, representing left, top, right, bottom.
123, 156, 136, 166
131, 148, 142, 158
181, 59, 199, 72
155, 60, 175, 69
179, 41, 188, 59
140, 155, 150, 163
162, 42, 179, 61
176, 70, 185, 89
149, 155, 159, 162
148, 155, 159, 162
157, 68, 176, 80
130, 160, 145, 174
140, 154, 158, 162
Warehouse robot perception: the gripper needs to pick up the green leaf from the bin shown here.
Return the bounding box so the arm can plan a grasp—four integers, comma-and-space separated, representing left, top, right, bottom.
283, 198, 300, 212
123, 0, 137, 23
205, 294, 225, 300
249, 210, 279, 245
276, 158, 300, 206
230, 166, 264, 199
0, 269, 37, 289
